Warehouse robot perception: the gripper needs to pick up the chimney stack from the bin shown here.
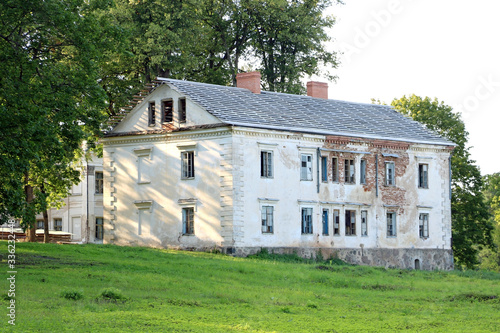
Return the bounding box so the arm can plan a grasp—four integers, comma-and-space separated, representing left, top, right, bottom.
306, 81, 328, 99
236, 71, 261, 94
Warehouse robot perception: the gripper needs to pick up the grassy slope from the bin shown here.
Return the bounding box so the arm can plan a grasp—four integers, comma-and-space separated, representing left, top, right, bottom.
1, 242, 499, 333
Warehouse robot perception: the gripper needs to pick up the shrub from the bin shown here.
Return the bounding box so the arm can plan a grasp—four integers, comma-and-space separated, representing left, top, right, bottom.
97, 287, 127, 302
61, 290, 84, 301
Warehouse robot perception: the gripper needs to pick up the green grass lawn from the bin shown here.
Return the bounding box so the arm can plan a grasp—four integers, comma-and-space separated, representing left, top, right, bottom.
1, 242, 499, 332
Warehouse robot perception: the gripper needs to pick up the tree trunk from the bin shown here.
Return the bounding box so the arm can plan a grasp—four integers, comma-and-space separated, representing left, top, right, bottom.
24, 174, 36, 242
43, 209, 50, 243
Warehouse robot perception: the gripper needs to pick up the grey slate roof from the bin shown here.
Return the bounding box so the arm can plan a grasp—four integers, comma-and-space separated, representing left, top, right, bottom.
158, 78, 454, 146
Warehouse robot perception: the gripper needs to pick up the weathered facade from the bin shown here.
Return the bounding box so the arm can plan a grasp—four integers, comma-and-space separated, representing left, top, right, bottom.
34, 156, 104, 243
103, 72, 455, 270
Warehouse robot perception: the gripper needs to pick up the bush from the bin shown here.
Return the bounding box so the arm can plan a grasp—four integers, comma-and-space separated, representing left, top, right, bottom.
97, 287, 127, 302
61, 290, 84, 301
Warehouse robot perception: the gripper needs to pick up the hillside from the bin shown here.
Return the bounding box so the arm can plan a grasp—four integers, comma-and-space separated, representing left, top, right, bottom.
1, 242, 499, 332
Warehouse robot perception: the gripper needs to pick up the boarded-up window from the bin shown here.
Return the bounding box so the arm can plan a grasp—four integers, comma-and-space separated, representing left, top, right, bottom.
179, 98, 186, 123
321, 156, 328, 182
322, 209, 329, 235
360, 159, 367, 184
332, 157, 339, 182
162, 100, 173, 123
148, 102, 156, 126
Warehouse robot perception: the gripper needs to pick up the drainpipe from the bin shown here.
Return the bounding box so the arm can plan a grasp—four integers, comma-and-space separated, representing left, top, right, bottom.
316, 148, 320, 193
375, 154, 379, 198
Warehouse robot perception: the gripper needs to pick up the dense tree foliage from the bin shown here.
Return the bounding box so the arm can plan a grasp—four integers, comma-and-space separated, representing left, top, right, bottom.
1, 0, 340, 236
479, 173, 500, 271
0, 0, 110, 234
103, 0, 340, 116
391, 95, 493, 268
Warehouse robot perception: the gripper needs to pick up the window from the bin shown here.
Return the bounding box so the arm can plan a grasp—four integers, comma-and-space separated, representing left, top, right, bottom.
162, 100, 173, 123
36, 220, 44, 229
333, 209, 340, 235
345, 210, 356, 236
419, 164, 429, 188
332, 157, 338, 182
361, 210, 368, 236
385, 162, 395, 186
360, 159, 367, 184
95, 171, 103, 194
301, 154, 313, 181
322, 209, 329, 235
344, 159, 355, 184
261, 206, 274, 233
387, 212, 397, 237
181, 151, 195, 179
54, 218, 62, 231
321, 156, 328, 182
261, 151, 273, 178
148, 102, 156, 126
301, 208, 313, 234
182, 207, 194, 235
419, 213, 429, 238
95, 217, 103, 240
179, 98, 186, 123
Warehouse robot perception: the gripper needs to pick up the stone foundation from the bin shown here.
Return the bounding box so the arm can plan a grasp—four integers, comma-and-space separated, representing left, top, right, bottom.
223, 247, 454, 270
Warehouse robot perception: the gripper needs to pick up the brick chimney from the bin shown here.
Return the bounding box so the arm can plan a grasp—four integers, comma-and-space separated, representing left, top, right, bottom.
307, 81, 328, 99
236, 71, 261, 94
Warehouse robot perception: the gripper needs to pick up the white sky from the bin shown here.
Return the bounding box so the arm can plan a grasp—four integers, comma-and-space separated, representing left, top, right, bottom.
321, 0, 500, 175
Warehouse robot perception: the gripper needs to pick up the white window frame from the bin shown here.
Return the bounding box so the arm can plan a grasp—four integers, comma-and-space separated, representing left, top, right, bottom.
261, 205, 274, 233
344, 159, 355, 184
181, 151, 195, 179
361, 210, 368, 236
387, 212, 397, 237
300, 154, 313, 181
385, 161, 395, 186
419, 213, 429, 238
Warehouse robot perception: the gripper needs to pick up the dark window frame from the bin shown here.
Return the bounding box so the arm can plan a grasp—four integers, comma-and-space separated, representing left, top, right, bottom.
301, 207, 313, 234
148, 101, 156, 126
261, 151, 273, 178
345, 210, 356, 236
162, 99, 174, 123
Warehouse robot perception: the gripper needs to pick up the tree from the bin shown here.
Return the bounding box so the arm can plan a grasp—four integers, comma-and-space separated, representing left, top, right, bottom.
390, 95, 493, 268
247, 0, 339, 94
479, 173, 500, 271
0, 0, 108, 236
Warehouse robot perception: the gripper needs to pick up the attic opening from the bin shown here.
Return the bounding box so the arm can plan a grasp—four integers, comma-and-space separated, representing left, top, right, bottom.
162, 99, 173, 123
